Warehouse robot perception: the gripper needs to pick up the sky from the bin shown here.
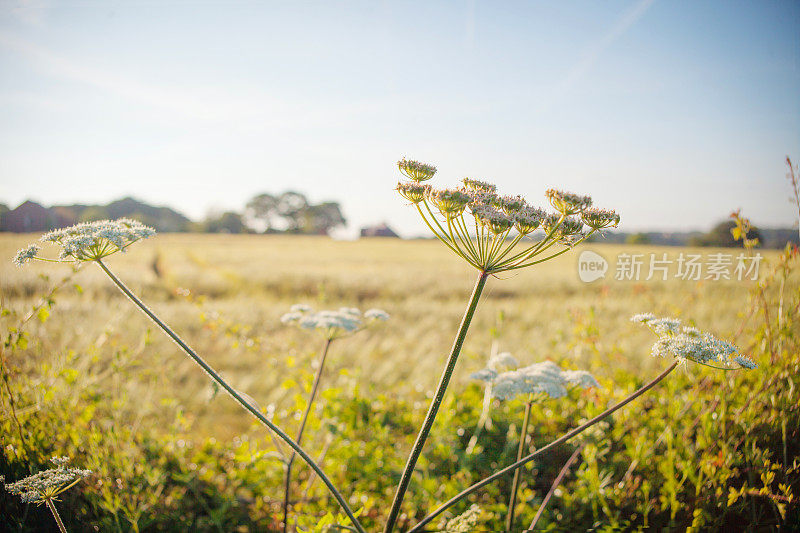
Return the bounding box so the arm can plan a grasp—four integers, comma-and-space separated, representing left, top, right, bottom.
1, 0, 798, 238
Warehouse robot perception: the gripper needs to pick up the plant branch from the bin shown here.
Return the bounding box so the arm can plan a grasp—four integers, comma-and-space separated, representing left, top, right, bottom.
408, 361, 679, 532
505, 399, 533, 532
529, 442, 586, 529
94, 259, 365, 533
383, 271, 489, 533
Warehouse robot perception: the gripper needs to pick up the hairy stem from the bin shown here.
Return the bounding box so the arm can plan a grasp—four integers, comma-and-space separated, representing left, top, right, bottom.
383, 271, 489, 533
505, 399, 533, 532
283, 337, 333, 533
94, 260, 365, 533
529, 442, 586, 529
408, 361, 678, 532
45, 498, 67, 533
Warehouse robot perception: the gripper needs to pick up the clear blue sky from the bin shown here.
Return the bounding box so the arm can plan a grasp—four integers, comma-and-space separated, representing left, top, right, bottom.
1, 0, 798, 237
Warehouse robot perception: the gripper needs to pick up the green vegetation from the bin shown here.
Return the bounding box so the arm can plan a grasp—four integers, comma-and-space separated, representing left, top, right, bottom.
1, 232, 798, 531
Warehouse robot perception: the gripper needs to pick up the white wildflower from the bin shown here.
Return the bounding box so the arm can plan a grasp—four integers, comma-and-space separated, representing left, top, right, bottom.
290, 303, 313, 313
442, 503, 482, 532
13, 244, 40, 266
3, 456, 91, 504
474, 360, 599, 401
364, 308, 390, 321
487, 351, 519, 370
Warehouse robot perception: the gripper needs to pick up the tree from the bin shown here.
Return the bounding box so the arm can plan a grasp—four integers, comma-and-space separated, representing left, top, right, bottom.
277, 191, 310, 233
245, 193, 279, 233
303, 202, 346, 235
203, 211, 247, 233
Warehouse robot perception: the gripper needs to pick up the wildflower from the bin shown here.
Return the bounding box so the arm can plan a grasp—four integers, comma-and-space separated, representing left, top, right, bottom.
582, 207, 620, 230
442, 504, 482, 532
13, 244, 40, 266
473, 360, 599, 400
281, 305, 389, 340
462, 178, 497, 193
13, 218, 155, 265
290, 303, 313, 313
487, 351, 519, 370
396, 159, 615, 273
364, 308, 390, 321
428, 188, 472, 218
545, 189, 592, 215
398, 158, 437, 182
633, 314, 756, 369
397, 182, 430, 204
3, 456, 91, 504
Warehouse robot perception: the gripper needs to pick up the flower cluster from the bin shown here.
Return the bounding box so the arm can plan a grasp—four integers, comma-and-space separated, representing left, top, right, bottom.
13, 218, 155, 265
281, 304, 390, 340
395, 158, 618, 273
472, 359, 599, 400
631, 313, 757, 369
2, 456, 91, 504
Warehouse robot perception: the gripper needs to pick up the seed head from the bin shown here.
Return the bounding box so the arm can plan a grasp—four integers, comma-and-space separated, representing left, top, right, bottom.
545, 189, 592, 215
396, 182, 430, 204
582, 207, 620, 230
429, 188, 471, 218
3, 456, 91, 504
497, 195, 527, 216
461, 178, 497, 193
513, 206, 546, 235
398, 158, 437, 182
473, 205, 513, 234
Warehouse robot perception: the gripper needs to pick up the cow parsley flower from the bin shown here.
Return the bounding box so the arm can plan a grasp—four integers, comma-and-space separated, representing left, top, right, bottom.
3, 456, 91, 504
281, 305, 389, 340
12, 218, 155, 265
473, 360, 599, 400
633, 314, 756, 370
398, 158, 437, 182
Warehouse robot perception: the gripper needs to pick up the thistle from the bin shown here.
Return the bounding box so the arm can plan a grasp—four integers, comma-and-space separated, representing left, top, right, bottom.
3, 456, 92, 533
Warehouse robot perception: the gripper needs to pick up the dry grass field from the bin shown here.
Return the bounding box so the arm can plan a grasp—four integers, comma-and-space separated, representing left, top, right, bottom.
0, 233, 780, 441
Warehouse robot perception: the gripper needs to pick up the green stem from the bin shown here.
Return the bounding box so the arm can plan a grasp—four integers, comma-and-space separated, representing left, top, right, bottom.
408, 361, 679, 532
45, 498, 67, 533
283, 337, 333, 533
94, 260, 365, 533
505, 399, 533, 532
383, 271, 489, 533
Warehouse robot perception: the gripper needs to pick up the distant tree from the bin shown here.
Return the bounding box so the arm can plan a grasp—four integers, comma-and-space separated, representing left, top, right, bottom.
245, 193, 279, 233
276, 191, 310, 233
692, 220, 762, 248
626, 233, 651, 245
304, 202, 346, 235
203, 211, 247, 233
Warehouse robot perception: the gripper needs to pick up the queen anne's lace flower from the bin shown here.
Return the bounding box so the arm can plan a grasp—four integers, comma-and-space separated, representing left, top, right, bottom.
472, 359, 599, 400
281, 305, 389, 340
633, 314, 757, 369
13, 218, 155, 265
3, 456, 91, 504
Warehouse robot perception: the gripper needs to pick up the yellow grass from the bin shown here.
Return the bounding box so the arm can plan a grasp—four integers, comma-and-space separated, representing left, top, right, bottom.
0, 233, 779, 440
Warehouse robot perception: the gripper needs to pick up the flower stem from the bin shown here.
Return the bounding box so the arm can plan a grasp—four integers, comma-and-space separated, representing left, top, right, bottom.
408, 361, 679, 532
529, 442, 586, 530
383, 271, 489, 533
94, 260, 365, 533
505, 399, 533, 532
282, 337, 333, 533
45, 498, 67, 533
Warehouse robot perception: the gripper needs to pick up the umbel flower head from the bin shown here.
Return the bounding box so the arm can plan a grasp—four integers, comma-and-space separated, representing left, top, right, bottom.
13, 218, 155, 266
631, 313, 757, 370
395, 158, 619, 273
472, 359, 600, 400
2, 456, 92, 504
281, 304, 390, 340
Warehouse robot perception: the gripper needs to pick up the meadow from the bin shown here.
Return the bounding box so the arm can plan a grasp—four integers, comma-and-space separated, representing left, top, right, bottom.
1, 233, 798, 531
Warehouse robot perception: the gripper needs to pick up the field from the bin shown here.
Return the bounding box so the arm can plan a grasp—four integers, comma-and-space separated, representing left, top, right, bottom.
1, 233, 798, 531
